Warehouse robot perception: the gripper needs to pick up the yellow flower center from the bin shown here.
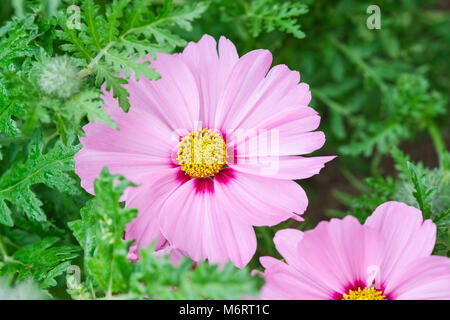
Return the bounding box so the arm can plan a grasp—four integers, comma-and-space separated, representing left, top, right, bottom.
342, 287, 387, 300
177, 128, 227, 178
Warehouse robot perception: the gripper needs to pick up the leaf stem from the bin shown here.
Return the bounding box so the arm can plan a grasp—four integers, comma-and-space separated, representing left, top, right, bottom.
0, 235, 23, 264
427, 120, 447, 169
329, 37, 388, 95
78, 11, 177, 79
313, 89, 351, 115
42, 131, 59, 152
0, 235, 9, 260
341, 168, 369, 192
78, 41, 117, 78
370, 152, 382, 176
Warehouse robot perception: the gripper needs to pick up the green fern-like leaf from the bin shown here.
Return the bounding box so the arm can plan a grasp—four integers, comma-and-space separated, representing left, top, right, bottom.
0, 133, 80, 226
5, 237, 79, 288
433, 209, 450, 257
57, 0, 208, 112
69, 167, 137, 295
407, 161, 435, 219
94, 63, 131, 112
132, 250, 263, 300
55, 88, 117, 143
0, 95, 24, 137
0, 14, 39, 67
247, 0, 308, 39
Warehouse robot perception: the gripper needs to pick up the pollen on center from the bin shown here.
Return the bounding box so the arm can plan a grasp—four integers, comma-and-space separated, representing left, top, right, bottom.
177, 128, 227, 178
342, 287, 387, 300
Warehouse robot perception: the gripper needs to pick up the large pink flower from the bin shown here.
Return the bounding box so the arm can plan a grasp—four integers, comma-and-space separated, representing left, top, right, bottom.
260, 201, 450, 299
75, 34, 334, 268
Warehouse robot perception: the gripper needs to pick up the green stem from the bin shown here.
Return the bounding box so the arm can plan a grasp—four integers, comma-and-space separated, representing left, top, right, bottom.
329, 37, 388, 95
427, 121, 447, 169
0, 235, 23, 265
89, 281, 97, 300
42, 131, 58, 152
332, 190, 355, 207
78, 41, 117, 78
0, 235, 8, 261
341, 168, 369, 192
370, 152, 382, 176
313, 89, 351, 115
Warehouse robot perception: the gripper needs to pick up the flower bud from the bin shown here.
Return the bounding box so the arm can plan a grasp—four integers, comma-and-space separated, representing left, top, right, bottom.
38, 55, 82, 98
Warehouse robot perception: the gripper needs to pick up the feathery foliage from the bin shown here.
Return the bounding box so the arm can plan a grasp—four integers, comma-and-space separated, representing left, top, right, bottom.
0, 132, 80, 226
68, 168, 262, 299
57, 0, 208, 111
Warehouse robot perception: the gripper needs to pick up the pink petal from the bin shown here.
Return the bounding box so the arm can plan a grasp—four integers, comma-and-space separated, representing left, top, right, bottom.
214, 49, 273, 130
128, 52, 200, 131
230, 155, 335, 179
260, 257, 332, 300
179, 35, 219, 127
124, 168, 185, 258
213, 170, 307, 226
80, 93, 175, 157
223, 64, 300, 130
273, 229, 303, 266
217, 36, 240, 82
75, 149, 171, 194
260, 256, 281, 269
364, 201, 437, 284
386, 256, 450, 300
282, 82, 311, 106
179, 35, 239, 128
293, 216, 384, 294
226, 104, 328, 160
277, 131, 326, 156
229, 128, 326, 158
251, 106, 320, 132
76, 89, 177, 194
159, 178, 256, 268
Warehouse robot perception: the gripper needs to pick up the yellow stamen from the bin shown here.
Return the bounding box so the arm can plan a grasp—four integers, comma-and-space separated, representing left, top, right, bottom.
342, 287, 387, 300
177, 128, 227, 178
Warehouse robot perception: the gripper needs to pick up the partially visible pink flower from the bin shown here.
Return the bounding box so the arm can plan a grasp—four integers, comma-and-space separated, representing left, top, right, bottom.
127, 239, 185, 266
260, 201, 450, 300
75, 34, 334, 268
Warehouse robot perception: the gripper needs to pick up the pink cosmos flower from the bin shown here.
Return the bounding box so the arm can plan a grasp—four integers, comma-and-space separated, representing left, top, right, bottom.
75, 34, 334, 268
260, 201, 450, 300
